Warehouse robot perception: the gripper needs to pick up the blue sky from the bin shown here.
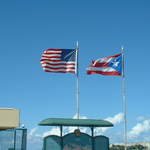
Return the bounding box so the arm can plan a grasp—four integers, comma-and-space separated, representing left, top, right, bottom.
0, 0, 150, 150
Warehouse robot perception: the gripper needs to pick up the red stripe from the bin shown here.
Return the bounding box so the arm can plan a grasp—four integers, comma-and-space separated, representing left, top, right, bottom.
40, 59, 63, 62
87, 70, 121, 76
46, 49, 62, 51
41, 56, 61, 59
42, 66, 75, 70
106, 53, 121, 59
44, 70, 75, 73
41, 62, 75, 66
91, 61, 109, 67
44, 52, 61, 55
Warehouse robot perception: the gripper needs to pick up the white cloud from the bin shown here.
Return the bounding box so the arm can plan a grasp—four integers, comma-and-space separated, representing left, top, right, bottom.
128, 119, 150, 139
105, 113, 124, 124
28, 127, 39, 136
43, 127, 60, 137
28, 127, 42, 139
27, 127, 43, 150
94, 113, 124, 135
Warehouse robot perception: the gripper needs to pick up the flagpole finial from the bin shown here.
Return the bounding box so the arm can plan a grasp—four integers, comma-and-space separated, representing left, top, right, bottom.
121, 45, 124, 49
121, 46, 124, 53
76, 41, 79, 49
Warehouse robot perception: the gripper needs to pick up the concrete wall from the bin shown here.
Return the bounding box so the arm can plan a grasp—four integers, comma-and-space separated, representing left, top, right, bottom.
0, 108, 20, 129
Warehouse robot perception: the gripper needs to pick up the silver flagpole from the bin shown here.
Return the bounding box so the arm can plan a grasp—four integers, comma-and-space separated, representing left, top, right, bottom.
75, 41, 80, 119
121, 46, 127, 150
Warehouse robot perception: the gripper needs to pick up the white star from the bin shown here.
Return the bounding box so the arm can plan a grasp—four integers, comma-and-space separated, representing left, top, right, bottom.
113, 61, 119, 67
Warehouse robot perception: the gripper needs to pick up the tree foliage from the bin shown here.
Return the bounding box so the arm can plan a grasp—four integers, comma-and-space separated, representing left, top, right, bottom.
110, 144, 147, 150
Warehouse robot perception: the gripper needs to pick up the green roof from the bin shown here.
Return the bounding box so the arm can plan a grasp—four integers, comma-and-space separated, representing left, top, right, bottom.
39, 118, 113, 127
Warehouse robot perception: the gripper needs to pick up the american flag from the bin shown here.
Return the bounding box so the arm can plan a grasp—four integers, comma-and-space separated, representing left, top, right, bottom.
87, 53, 122, 76
40, 49, 77, 73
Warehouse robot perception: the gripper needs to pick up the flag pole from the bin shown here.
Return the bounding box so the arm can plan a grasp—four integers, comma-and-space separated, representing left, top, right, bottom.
75, 41, 80, 119
121, 46, 127, 150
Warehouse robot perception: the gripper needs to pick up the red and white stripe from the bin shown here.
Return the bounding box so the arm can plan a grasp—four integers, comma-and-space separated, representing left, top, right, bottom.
87, 54, 121, 76
40, 49, 76, 73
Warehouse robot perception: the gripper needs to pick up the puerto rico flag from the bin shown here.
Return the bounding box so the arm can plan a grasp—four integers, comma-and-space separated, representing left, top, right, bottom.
40, 49, 76, 73
87, 53, 122, 76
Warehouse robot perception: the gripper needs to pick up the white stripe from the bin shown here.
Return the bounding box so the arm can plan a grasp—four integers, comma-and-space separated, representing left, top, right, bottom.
41, 57, 61, 60
43, 68, 75, 72
87, 67, 116, 72
42, 54, 61, 57
44, 50, 61, 54
40, 60, 75, 64
42, 64, 75, 68
95, 57, 113, 63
